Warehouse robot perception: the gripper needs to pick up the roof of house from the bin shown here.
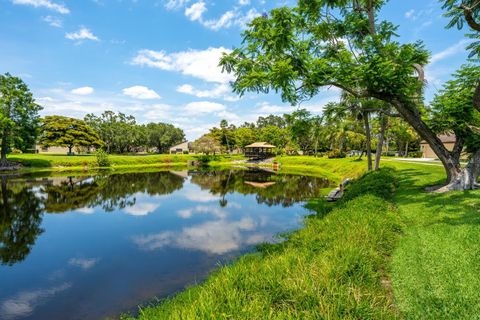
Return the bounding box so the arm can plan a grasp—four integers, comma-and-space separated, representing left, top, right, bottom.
244, 181, 276, 188
169, 141, 190, 150
420, 134, 456, 144
245, 142, 276, 148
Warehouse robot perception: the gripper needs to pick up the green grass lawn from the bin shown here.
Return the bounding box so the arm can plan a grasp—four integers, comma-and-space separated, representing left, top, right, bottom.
6, 153, 244, 171
384, 161, 480, 319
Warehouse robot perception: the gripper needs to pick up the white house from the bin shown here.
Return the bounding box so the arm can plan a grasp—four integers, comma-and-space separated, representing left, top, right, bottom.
169, 142, 192, 154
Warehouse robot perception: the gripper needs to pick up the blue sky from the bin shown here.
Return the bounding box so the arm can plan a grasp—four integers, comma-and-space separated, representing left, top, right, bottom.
0, 0, 471, 140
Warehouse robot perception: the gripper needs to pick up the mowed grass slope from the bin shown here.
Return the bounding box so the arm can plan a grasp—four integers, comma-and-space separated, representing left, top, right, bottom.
384, 161, 480, 319
7, 153, 244, 170
123, 169, 402, 320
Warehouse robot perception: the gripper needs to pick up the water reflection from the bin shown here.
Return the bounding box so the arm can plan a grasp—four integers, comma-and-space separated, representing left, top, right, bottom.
0, 176, 44, 266
0, 168, 331, 320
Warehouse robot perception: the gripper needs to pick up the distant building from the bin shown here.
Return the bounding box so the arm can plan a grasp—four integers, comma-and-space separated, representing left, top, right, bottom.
420, 134, 457, 158
35, 144, 71, 154
244, 142, 276, 159
169, 142, 192, 154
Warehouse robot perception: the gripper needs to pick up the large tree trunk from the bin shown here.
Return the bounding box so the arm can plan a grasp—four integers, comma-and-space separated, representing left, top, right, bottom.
379, 96, 463, 184
374, 113, 388, 170
436, 150, 480, 192
1, 129, 9, 167
363, 111, 373, 171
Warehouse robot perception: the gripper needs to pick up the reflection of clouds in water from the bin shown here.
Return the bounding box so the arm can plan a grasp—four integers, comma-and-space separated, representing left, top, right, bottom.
76, 207, 95, 214
177, 205, 227, 219
184, 190, 220, 203
228, 202, 242, 209
132, 218, 270, 254
123, 202, 160, 216
0, 283, 71, 320
68, 257, 100, 270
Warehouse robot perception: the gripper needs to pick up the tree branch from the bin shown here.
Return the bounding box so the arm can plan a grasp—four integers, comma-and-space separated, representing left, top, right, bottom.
451, 134, 464, 163
474, 82, 480, 113
461, 4, 480, 32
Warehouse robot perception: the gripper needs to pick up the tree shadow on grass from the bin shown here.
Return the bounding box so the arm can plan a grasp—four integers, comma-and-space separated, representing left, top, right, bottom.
393, 168, 480, 226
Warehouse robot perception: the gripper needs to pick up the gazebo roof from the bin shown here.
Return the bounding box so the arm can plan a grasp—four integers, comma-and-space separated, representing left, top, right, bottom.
245, 142, 276, 148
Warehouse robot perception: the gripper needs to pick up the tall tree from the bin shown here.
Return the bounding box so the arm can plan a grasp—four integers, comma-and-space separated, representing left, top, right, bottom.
0, 74, 42, 166
219, 0, 476, 189
40, 116, 104, 154
145, 122, 185, 153
192, 134, 222, 155
284, 109, 313, 153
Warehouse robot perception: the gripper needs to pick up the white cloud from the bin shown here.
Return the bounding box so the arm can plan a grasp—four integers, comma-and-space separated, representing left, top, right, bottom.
188, 5, 259, 31
238, 0, 250, 6
76, 207, 95, 214
65, 27, 99, 42
123, 202, 161, 216
132, 217, 259, 254
0, 283, 72, 320
405, 9, 415, 19
68, 258, 100, 270
184, 190, 220, 202
430, 39, 472, 65
42, 15, 62, 27
177, 205, 227, 219
185, 1, 206, 21
12, 0, 70, 14
177, 83, 236, 100
131, 47, 233, 84
122, 86, 161, 100
71, 86, 94, 95
164, 0, 189, 10
203, 10, 236, 31
184, 101, 226, 114
234, 8, 259, 29
257, 102, 295, 114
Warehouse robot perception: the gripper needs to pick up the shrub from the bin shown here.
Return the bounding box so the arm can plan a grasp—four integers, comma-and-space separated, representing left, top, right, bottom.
342, 168, 398, 202
96, 150, 111, 167
327, 149, 346, 158
407, 151, 423, 158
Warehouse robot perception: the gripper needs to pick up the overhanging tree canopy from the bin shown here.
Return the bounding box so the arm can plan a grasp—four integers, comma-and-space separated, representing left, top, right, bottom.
219, 0, 479, 190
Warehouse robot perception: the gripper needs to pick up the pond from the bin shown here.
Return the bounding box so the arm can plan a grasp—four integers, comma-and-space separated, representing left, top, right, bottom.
0, 168, 333, 320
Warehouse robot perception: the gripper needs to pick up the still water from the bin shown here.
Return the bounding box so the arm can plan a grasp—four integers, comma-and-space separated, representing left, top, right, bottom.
0, 168, 332, 320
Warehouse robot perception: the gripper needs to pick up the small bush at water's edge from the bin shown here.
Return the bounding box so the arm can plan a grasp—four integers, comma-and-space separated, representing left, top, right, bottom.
96, 150, 111, 167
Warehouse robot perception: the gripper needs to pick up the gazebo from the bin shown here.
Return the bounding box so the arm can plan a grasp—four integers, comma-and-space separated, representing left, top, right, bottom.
244, 142, 276, 159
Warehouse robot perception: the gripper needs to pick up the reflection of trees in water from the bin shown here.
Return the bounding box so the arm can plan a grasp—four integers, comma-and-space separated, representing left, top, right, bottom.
0, 172, 185, 265
190, 169, 331, 207
43, 172, 185, 213
0, 177, 44, 265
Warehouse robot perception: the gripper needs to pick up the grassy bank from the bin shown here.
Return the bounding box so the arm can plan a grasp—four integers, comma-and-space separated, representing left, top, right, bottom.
6, 153, 245, 172
384, 161, 480, 319
119, 156, 480, 319
123, 168, 402, 319
274, 156, 368, 182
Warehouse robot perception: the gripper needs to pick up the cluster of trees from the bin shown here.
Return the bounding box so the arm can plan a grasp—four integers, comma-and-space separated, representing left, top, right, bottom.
84, 111, 185, 154
219, 0, 480, 190
194, 110, 419, 159
0, 74, 185, 159
40, 112, 185, 154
